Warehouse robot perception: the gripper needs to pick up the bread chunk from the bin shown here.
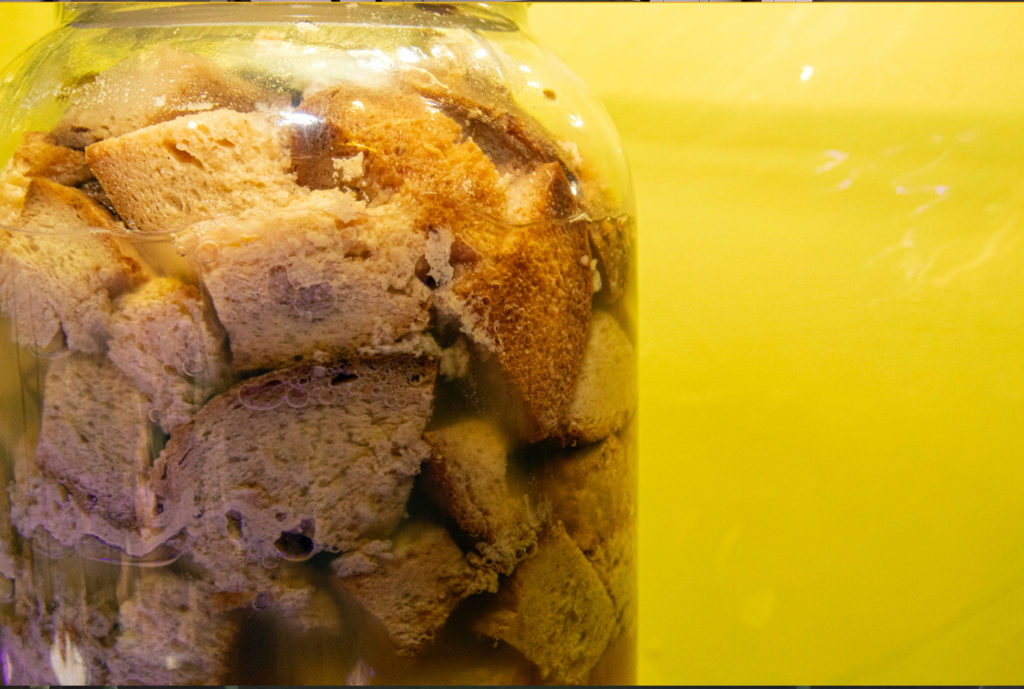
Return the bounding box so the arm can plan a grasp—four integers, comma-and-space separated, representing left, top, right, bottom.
0, 178, 149, 353
422, 418, 540, 575
12, 131, 93, 186
107, 276, 231, 433
86, 108, 300, 232
103, 570, 240, 684
402, 65, 568, 174
295, 85, 507, 226
175, 189, 430, 372
560, 310, 636, 443
536, 435, 635, 624
11, 355, 188, 556
333, 520, 497, 656
437, 163, 592, 441
52, 46, 286, 149
590, 214, 633, 305
299, 88, 591, 441
0, 581, 101, 684
473, 521, 615, 684
0, 132, 92, 224
0, 552, 127, 685
157, 356, 437, 570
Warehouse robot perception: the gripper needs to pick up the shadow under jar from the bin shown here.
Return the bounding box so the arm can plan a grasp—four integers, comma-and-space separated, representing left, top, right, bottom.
0, 3, 636, 684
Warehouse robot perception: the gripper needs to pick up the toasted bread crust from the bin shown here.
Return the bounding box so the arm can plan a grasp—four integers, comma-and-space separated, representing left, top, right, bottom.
443, 166, 592, 440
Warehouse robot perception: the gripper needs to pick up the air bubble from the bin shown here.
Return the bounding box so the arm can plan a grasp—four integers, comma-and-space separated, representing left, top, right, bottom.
285, 386, 310, 408
182, 356, 206, 376
314, 387, 337, 405
292, 281, 335, 318
238, 380, 286, 411
252, 592, 274, 611
194, 240, 219, 265
147, 408, 162, 424
275, 532, 316, 562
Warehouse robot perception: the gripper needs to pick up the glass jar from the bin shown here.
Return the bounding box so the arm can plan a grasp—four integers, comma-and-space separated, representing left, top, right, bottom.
0, 3, 635, 685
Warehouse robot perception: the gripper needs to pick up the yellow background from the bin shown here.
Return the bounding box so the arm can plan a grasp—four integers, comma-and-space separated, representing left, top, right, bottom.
4, 3, 1024, 684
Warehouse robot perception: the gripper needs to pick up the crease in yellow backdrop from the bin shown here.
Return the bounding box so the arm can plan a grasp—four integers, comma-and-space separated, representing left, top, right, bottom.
3, 3, 1024, 684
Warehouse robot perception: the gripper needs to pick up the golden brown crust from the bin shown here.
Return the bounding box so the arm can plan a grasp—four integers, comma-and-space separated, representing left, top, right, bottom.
446, 164, 592, 441
295, 85, 508, 242
10, 132, 92, 187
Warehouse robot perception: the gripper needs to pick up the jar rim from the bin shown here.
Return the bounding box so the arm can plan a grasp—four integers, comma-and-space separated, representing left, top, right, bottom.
58, 2, 526, 33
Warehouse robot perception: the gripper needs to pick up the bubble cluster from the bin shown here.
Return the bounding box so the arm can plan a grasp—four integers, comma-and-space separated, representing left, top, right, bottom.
237, 363, 360, 411
266, 265, 336, 319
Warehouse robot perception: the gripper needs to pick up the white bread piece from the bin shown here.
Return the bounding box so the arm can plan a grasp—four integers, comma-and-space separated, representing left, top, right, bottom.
536, 435, 635, 625
560, 310, 636, 443
472, 521, 615, 684
421, 418, 540, 576
86, 108, 300, 232
52, 46, 287, 149
12, 354, 189, 557
175, 189, 431, 372
105, 570, 240, 684
435, 162, 592, 441
107, 276, 231, 433
0, 178, 149, 353
333, 520, 498, 656
156, 355, 437, 575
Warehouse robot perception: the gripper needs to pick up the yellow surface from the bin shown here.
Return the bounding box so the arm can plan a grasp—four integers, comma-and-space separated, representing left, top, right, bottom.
5, 3, 1024, 684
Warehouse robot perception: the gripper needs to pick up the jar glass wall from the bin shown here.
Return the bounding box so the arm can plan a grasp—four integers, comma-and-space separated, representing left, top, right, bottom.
0, 3, 635, 684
